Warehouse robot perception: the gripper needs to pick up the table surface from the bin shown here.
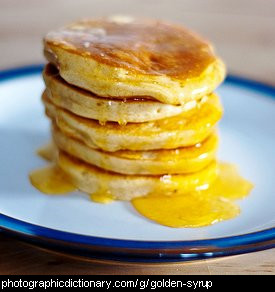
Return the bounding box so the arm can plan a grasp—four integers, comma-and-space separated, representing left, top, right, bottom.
0, 0, 274, 275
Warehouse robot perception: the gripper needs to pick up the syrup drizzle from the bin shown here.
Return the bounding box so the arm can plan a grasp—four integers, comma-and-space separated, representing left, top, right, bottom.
131, 163, 253, 227
29, 165, 76, 194
31, 145, 253, 227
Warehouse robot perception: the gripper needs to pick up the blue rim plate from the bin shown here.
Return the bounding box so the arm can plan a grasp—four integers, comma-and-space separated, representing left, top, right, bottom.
0, 64, 274, 263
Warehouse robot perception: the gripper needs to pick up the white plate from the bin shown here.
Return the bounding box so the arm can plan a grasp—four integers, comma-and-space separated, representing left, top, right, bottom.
0, 65, 274, 262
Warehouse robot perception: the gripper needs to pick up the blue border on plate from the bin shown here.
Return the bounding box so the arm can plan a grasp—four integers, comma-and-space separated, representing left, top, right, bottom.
0, 64, 275, 262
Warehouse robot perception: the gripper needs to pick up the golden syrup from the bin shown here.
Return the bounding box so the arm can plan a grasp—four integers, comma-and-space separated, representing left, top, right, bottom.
89, 182, 114, 204
118, 119, 127, 126
90, 193, 113, 204
30, 152, 252, 227
132, 194, 239, 228
98, 120, 107, 126
29, 165, 76, 194
205, 162, 253, 200
36, 142, 57, 162
131, 162, 253, 228
45, 18, 215, 78
42, 91, 222, 151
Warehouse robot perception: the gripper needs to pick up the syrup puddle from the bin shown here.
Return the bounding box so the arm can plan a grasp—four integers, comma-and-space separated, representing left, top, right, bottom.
30, 144, 253, 228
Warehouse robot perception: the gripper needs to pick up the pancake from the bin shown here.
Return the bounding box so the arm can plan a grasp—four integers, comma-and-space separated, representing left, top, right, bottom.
44, 16, 226, 105
43, 91, 223, 151
57, 150, 218, 200
43, 64, 198, 123
52, 124, 218, 175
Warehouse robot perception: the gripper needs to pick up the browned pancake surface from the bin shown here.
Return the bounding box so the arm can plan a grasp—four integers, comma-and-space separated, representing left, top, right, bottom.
44, 17, 216, 79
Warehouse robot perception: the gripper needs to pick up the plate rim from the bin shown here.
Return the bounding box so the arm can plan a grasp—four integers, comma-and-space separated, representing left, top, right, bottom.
0, 64, 275, 261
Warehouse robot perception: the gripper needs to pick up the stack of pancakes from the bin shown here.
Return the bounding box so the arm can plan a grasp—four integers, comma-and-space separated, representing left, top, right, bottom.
42, 17, 226, 201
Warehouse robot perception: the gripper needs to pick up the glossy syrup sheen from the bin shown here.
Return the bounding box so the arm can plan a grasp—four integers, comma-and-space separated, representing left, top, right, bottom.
132, 162, 253, 227
29, 165, 76, 194
45, 17, 216, 78
30, 146, 253, 227
31, 144, 76, 194
43, 91, 222, 135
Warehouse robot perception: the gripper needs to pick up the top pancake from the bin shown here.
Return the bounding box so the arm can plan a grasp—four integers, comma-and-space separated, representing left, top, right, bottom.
44, 16, 226, 105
